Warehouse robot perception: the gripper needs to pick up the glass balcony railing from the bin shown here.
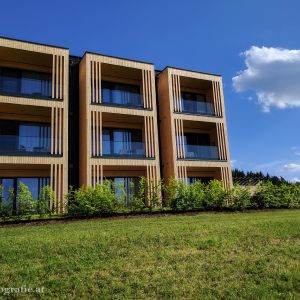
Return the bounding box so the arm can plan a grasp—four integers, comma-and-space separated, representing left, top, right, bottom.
102, 140, 146, 157
101, 81, 143, 108
181, 99, 215, 116
0, 69, 52, 99
102, 92, 143, 108
183, 145, 220, 160
0, 135, 51, 155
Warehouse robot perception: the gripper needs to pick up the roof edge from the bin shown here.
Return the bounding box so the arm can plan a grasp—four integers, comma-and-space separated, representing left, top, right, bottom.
0, 35, 69, 50
159, 66, 222, 77
84, 51, 154, 65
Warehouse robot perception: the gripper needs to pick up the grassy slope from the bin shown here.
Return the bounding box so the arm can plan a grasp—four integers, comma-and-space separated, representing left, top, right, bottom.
0, 210, 299, 299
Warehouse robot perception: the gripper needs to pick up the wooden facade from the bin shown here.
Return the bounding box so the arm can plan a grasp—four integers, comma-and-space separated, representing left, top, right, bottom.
0, 36, 233, 211
0, 37, 69, 212
79, 53, 161, 191
157, 67, 232, 188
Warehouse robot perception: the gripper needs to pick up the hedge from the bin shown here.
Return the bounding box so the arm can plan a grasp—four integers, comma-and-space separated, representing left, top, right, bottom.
0, 178, 299, 221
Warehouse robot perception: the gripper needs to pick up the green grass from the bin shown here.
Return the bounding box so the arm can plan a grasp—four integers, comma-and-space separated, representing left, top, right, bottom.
0, 210, 299, 299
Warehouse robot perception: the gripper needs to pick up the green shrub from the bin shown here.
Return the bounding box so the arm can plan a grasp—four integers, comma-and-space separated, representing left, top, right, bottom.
204, 180, 228, 210
17, 182, 35, 219
226, 185, 251, 210
36, 186, 55, 217
67, 182, 115, 216
0, 186, 14, 221
166, 179, 206, 210
128, 177, 147, 211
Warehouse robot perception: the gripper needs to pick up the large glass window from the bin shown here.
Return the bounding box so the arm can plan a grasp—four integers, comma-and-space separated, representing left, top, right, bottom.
0, 67, 52, 98
101, 81, 142, 108
106, 177, 140, 203
183, 132, 219, 160
181, 91, 214, 115
0, 120, 51, 155
0, 177, 50, 209
102, 128, 145, 157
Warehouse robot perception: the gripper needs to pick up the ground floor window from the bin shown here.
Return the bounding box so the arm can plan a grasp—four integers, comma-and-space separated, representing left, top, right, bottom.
187, 177, 213, 184
105, 177, 140, 202
0, 177, 50, 207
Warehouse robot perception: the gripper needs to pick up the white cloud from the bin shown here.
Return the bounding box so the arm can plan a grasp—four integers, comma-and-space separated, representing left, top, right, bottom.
231, 160, 237, 167
291, 177, 300, 183
283, 163, 300, 172
233, 46, 300, 112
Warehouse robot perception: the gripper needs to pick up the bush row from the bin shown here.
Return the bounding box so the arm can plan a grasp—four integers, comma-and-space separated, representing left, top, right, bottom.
67, 178, 300, 216
1, 178, 299, 221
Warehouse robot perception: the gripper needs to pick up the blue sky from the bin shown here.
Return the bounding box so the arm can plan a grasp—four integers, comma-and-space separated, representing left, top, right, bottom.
1, 0, 300, 181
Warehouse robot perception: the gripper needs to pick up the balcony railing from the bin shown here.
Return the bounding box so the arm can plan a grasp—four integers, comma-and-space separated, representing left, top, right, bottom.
101, 81, 143, 108
102, 140, 145, 158
0, 68, 52, 99
183, 145, 220, 160
181, 99, 215, 116
0, 135, 51, 156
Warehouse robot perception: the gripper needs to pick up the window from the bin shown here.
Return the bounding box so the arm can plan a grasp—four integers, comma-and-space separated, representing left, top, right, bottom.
183, 133, 219, 160
101, 128, 144, 157
106, 177, 140, 203
0, 67, 52, 98
181, 91, 214, 115
184, 132, 210, 146
101, 81, 142, 108
0, 120, 51, 155
0, 177, 50, 210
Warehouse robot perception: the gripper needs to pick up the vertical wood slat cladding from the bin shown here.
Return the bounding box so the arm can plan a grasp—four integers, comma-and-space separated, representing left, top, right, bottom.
177, 165, 187, 182
90, 61, 102, 103
91, 164, 104, 186
221, 167, 231, 189
142, 70, 152, 109
213, 81, 223, 117
50, 163, 64, 213
147, 165, 158, 197
216, 123, 227, 160
172, 74, 181, 112
91, 110, 102, 157
144, 116, 155, 158
51, 55, 64, 100
51, 107, 64, 155
174, 118, 185, 159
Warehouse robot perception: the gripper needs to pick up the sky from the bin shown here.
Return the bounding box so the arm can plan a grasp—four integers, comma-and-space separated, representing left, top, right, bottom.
1, 0, 300, 181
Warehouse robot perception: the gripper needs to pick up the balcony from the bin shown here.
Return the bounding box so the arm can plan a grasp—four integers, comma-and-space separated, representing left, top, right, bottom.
184, 145, 219, 160
181, 99, 214, 116
0, 120, 53, 156
180, 91, 215, 116
101, 81, 143, 108
0, 67, 52, 99
102, 140, 145, 158
0, 135, 51, 156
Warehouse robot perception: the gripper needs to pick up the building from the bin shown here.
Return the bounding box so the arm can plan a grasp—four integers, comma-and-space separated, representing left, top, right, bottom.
0, 37, 69, 213
157, 67, 232, 188
0, 36, 232, 211
78, 52, 160, 197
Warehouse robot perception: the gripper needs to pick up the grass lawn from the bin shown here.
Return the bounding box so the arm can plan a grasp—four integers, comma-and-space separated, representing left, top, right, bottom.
0, 210, 299, 299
